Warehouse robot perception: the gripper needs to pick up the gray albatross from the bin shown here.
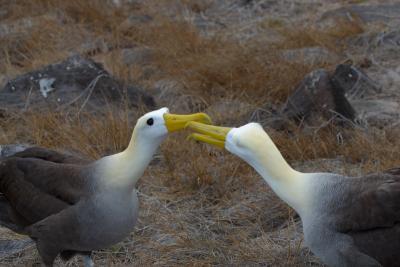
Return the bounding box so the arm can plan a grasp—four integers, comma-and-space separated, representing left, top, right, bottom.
0, 107, 211, 267
186, 121, 400, 267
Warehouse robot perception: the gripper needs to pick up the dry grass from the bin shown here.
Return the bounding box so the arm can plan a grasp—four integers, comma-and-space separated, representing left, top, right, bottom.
0, 0, 394, 266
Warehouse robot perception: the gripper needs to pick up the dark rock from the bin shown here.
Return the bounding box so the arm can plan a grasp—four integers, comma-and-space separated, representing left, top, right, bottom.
0, 144, 30, 158
280, 63, 392, 128
320, 3, 400, 27
282, 69, 355, 123
331, 64, 381, 100
0, 55, 155, 113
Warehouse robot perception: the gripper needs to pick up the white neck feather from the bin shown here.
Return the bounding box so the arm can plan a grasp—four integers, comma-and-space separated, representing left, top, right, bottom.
244, 137, 310, 215
96, 129, 164, 190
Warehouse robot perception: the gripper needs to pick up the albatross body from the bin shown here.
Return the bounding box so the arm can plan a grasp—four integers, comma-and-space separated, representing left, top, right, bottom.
187, 122, 400, 267
0, 107, 211, 266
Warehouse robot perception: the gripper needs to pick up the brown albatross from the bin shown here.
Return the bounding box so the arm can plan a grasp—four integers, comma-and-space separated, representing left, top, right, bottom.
0, 107, 211, 267
186, 121, 400, 267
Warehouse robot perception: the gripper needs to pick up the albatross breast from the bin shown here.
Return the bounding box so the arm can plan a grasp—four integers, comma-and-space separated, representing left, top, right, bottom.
28, 190, 139, 252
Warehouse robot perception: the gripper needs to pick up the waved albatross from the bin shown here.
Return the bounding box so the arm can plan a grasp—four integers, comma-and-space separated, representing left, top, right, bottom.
186, 121, 400, 267
0, 107, 211, 267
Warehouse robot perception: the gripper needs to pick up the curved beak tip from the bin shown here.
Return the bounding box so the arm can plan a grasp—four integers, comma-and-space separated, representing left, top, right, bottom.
184, 121, 195, 130
164, 112, 212, 132
186, 133, 196, 141
202, 114, 213, 125
185, 122, 232, 149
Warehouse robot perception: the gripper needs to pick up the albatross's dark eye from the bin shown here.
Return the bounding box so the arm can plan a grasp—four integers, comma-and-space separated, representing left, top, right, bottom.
146, 118, 154, 126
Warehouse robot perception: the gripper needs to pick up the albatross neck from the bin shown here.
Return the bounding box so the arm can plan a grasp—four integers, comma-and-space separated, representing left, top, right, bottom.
244, 139, 309, 214
100, 128, 164, 190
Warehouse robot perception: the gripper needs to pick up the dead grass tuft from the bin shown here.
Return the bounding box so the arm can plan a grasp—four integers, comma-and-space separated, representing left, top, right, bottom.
273, 19, 364, 52
273, 125, 400, 173
125, 18, 330, 104
0, 108, 134, 159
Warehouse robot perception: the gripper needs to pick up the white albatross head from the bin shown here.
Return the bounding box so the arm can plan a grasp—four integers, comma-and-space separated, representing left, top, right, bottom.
186, 121, 308, 213
132, 107, 212, 145
133, 107, 169, 143
184, 122, 271, 164
224, 123, 271, 161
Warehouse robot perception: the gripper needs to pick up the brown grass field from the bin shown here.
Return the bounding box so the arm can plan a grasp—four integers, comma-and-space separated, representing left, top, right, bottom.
0, 0, 399, 266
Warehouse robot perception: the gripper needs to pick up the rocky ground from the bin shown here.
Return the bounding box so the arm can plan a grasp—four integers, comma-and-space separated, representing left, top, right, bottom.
0, 0, 400, 266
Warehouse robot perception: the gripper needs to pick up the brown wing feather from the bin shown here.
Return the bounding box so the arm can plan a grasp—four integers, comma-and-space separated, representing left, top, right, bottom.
26, 204, 85, 264
12, 158, 89, 204
325, 173, 400, 266
0, 195, 25, 232
0, 146, 93, 204
0, 149, 94, 264
350, 223, 400, 267
0, 156, 92, 227
335, 174, 400, 232
11, 147, 91, 165
0, 160, 69, 225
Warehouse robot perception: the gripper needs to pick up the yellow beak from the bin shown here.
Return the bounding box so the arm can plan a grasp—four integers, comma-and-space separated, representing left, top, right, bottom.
185, 121, 232, 149
164, 113, 212, 132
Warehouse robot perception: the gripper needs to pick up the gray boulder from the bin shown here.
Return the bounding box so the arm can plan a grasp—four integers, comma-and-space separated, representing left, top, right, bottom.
282, 69, 355, 123
331, 64, 381, 100
280, 63, 394, 128
0, 144, 30, 158
0, 55, 155, 113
